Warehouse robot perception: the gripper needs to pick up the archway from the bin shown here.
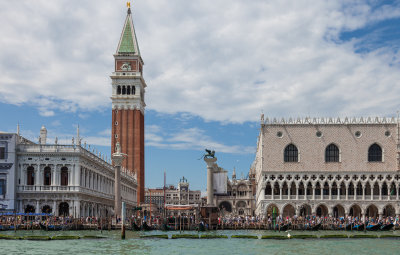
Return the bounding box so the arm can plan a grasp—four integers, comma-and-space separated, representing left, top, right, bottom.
219, 201, 232, 213
333, 204, 345, 218
282, 204, 295, 218
59, 202, 69, 216
25, 205, 35, 213
366, 204, 378, 218
383, 204, 395, 217
236, 201, 246, 215
61, 167, 68, 186
316, 204, 328, 217
266, 204, 279, 218
349, 204, 362, 218
298, 204, 311, 217
42, 205, 52, 214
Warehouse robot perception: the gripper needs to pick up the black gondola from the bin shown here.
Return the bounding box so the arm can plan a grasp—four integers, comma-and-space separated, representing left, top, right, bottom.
39, 222, 64, 231
141, 222, 153, 231
279, 224, 290, 231
310, 223, 322, 231
353, 224, 364, 231
366, 223, 381, 231
380, 223, 394, 231
131, 222, 140, 231
197, 222, 206, 231
161, 223, 172, 231
345, 224, 353, 231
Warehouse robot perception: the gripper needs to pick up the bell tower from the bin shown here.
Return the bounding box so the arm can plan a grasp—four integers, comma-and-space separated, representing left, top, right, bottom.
111, 4, 146, 203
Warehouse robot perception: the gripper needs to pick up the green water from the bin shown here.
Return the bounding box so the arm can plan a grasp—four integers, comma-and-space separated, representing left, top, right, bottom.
1, 230, 400, 255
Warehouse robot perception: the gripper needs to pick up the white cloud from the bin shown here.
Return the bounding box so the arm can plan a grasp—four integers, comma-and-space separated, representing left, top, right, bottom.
0, 1, 399, 123
146, 125, 254, 154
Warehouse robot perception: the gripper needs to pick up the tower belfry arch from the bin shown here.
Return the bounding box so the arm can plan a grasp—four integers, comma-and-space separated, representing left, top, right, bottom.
111, 4, 146, 203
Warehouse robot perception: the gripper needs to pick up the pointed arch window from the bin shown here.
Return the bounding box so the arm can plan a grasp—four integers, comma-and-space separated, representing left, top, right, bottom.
127, 86, 131, 95
132, 86, 136, 95
368, 143, 382, 162
117, 86, 121, 95
284, 144, 298, 162
325, 144, 339, 162
122, 86, 126, 95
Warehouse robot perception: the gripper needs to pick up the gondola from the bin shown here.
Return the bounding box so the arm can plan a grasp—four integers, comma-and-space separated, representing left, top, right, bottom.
310, 223, 322, 231
353, 224, 364, 231
197, 222, 206, 231
131, 222, 140, 231
380, 223, 394, 231
345, 224, 353, 231
161, 223, 172, 231
366, 223, 381, 231
39, 222, 64, 231
141, 222, 153, 231
278, 223, 290, 231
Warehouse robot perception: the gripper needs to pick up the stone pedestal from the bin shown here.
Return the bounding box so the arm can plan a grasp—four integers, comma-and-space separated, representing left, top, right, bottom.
204, 157, 217, 206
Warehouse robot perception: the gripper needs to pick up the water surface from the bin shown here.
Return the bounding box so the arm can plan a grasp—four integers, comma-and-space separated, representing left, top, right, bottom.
1, 230, 399, 255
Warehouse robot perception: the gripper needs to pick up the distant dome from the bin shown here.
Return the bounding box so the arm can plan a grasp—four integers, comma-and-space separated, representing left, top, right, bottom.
41, 125, 47, 130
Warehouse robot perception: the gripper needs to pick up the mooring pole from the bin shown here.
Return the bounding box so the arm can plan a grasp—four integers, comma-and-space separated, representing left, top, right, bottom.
121, 202, 126, 240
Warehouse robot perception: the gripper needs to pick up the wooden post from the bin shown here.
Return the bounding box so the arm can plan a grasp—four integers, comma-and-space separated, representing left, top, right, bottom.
121, 202, 126, 240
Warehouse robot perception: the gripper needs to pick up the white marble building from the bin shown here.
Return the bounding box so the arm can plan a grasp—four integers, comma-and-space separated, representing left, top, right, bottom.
254, 116, 400, 219
0, 132, 18, 212
15, 126, 137, 217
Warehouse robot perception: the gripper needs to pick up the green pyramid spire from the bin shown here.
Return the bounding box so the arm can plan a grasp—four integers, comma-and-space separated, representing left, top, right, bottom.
117, 10, 140, 55
119, 19, 135, 53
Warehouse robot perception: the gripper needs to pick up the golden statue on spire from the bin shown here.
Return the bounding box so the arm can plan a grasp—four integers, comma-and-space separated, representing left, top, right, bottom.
127, 2, 131, 8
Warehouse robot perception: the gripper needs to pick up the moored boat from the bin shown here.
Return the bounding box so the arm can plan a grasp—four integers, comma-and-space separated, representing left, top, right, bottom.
131, 222, 140, 231
380, 223, 394, 231
366, 223, 381, 231
141, 222, 153, 231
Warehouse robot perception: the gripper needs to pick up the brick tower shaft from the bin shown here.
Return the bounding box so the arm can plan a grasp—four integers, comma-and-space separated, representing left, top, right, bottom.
111, 6, 146, 204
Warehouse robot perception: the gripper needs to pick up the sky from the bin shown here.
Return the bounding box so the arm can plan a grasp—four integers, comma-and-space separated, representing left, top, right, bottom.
0, 0, 399, 192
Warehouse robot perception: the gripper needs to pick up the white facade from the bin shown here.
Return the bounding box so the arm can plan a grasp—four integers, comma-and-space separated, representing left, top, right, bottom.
0, 133, 17, 212
15, 128, 138, 217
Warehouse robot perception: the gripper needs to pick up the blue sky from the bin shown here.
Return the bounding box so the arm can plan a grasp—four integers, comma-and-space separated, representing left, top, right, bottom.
0, 0, 400, 192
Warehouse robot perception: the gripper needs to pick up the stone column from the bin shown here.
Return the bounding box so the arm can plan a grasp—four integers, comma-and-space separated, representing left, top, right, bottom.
36, 200, 40, 213
304, 186, 307, 200
370, 187, 374, 200
388, 187, 390, 201
279, 187, 282, 200
345, 185, 348, 200
312, 186, 315, 200
204, 157, 217, 206
396, 185, 399, 200
362, 185, 365, 200
354, 187, 357, 200
112, 145, 125, 218
53, 201, 57, 216
329, 185, 332, 200
295, 186, 299, 200
52, 165, 56, 186
379, 185, 382, 200
288, 187, 291, 200
75, 165, 80, 188
337, 187, 340, 200
320, 187, 323, 200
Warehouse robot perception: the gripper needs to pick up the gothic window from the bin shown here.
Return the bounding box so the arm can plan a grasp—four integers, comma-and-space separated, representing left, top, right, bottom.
27, 166, 35, 185
0, 147, 5, 159
132, 86, 136, 95
122, 86, 126, 95
325, 144, 339, 162
117, 86, 121, 95
368, 143, 382, 162
284, 144, 298, 162
0, 179, 6, 196
44, 167, 51, 186
61, 167, 68, 186
127, 86, 131, 95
